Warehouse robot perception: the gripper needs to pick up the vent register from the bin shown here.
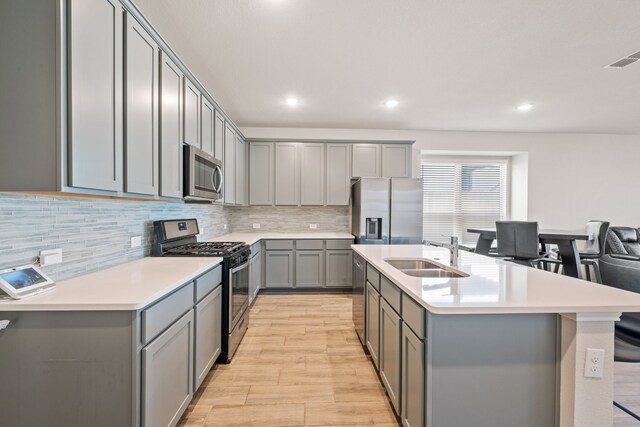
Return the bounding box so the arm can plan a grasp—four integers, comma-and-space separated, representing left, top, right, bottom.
607, 50, 640, 68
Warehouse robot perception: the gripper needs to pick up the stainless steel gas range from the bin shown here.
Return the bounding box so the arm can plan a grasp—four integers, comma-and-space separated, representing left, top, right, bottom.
152, 219, 249, 363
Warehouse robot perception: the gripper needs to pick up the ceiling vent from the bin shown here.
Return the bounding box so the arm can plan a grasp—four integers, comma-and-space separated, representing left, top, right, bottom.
606, 51, 640, 68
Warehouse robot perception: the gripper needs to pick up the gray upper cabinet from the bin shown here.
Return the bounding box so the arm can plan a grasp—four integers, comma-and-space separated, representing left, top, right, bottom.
142, 310, 194, 427
68, 0, 123, 192
382, 144, 412, 178
275, 143, 300, 205
300, 143, 325, 206
380, 298, 402, 415
401, 322, 424, 427
224, 124, 236, 204
235, 135, 246, 206
249, 142, 274, 205
183, 78, 200, 148
325, 249, 353, 287
194, 285, 221, 390
325, 143, 351, 206
214, 111, 224, 161
159, 51, 183, 199
352, 143, 381, 178
201, 98, 215, 156
124, 16, 158, 196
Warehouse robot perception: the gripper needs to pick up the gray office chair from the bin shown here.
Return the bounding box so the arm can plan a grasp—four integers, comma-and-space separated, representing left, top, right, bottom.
496, 221, 544, 268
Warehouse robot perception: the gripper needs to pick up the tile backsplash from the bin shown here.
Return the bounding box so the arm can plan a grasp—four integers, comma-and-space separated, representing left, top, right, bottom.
0, 193, 230, 281
228, 206, 350, 233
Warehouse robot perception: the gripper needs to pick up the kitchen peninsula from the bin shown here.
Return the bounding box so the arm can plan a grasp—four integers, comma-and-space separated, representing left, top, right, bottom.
352, 244, 640, 427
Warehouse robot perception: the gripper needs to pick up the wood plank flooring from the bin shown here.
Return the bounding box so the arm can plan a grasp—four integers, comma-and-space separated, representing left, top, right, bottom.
178, 294, 399, 427
178, 293, 640, 426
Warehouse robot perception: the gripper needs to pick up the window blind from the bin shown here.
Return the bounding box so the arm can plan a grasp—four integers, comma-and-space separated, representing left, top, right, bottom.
421, 159, 508, 246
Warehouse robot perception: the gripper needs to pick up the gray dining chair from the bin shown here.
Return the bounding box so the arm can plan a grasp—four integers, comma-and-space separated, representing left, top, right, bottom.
496, 221, 544, 268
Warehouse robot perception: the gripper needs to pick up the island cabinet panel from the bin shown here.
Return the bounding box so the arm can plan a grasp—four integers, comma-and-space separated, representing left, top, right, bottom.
68, 0, 123, 192
265, 250, 294, 288
366, 282, 381, 370
401, 322, 424, 427
249, 142, 274, 205
325, 143, 351, 205
379, 298, 402, 415
275, 142, 300, 205
295, 250, 324, 288
382, 144, 412, 178
142, 310, 194, 427
201, 97, 215, 156
352, 143, 381, 178
159, 52, 183, 198
183, 78, 200, 148
224, 124, 236, 204
300, 143, 325, 205
124, 16, 159, 196
194, 285, 222, 390
325, 249, 353, 287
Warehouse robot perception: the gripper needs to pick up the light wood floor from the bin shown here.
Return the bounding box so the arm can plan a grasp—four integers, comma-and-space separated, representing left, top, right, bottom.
178, 293, 640, 426
178, 294, 400, 427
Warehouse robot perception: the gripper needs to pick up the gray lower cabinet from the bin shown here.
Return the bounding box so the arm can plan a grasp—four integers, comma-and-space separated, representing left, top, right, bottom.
366, 282, 381, 369
159, 51, 183, 198
401, 322, 424, 427
265, 250, 294, 288
142, 309, 194, 427
249, 142, 274, 205
124, 16, 159, 196
295, 250, 324, 287
183, 78, 200, 148
194, 285, 222, 390
379, 298, 402, 415
68, 0, 123, 192
326, 143, 351, 205
249, 244, 263, 303
224, 123, 236, 204
325, 249, 353, 287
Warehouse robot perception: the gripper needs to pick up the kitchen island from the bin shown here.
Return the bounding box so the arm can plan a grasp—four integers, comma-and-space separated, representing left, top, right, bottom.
352, 244, 640, 427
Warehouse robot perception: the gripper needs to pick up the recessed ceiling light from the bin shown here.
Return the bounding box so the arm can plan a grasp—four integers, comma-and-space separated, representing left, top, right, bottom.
285, 97, 299, 107
517, 104, 533, 112
385, 100, 399, 108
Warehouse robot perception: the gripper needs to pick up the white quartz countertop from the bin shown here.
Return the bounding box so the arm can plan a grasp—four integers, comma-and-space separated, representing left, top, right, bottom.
208, 232, 354, 245
353, 244, 640, 315
0, 257, 222, 312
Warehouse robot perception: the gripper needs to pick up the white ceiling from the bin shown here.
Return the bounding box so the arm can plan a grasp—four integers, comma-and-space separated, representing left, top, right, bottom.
134, 0, 640, 134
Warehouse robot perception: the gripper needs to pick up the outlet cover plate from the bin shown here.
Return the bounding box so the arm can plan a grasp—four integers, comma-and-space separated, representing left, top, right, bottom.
130, 236, 142, 248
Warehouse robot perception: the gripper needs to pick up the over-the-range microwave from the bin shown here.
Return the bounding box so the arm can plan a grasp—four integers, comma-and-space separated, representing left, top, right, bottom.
183, 144, 223, 202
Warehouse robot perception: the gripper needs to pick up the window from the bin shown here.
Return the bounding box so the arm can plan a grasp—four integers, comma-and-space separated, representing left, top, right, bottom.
421, 157, 509, 246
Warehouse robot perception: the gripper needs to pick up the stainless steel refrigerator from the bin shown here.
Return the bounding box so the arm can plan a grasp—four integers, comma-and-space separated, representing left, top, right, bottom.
351, 177, 423, 244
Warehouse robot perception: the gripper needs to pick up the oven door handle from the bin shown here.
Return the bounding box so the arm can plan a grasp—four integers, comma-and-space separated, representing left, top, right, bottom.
230, 260, 249, 274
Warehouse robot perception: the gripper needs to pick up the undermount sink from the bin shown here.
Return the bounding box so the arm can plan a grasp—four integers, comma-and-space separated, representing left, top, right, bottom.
384, 258, 469, 279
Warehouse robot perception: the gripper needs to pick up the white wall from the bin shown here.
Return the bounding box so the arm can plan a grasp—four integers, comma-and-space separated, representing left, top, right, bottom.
241, 127, 640, 229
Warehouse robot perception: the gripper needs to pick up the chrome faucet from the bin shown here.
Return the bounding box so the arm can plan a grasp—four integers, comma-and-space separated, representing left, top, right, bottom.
423, 236, 459, 267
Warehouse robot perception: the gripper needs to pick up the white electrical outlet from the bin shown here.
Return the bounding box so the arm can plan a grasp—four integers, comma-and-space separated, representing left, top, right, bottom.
200, 227, 206, 235
39, 248, 63, 266
253, 223, 261, 229
130, 236, 142, 248
584, 348, 605, 378
223, 224, 228, 230
309, 224, 318, 229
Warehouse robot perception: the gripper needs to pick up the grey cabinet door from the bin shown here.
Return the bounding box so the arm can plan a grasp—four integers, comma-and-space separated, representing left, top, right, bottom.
379, 299, 402, 415
352, 144, 381, 178
249, 252, 262, 304
300, 143, 325, 205
124, 15, 158, 196
142, 309, 194, 427
214, 111, 224, 161
295, 250, 324, 288
224, 124, 236, 204
183, 78, 200, 148
159, 51, 183, 198
249, 142, 274, 205
326, 143, 351, 205
68, 0, 123, 192
382, 144, 411, 178
401, 322, 424, 427
201, 98, 215, 156
366, 282, 381, 370
325, 250, 353, 287
265, 251, 294, 288
236, 136, 246, 205
275, 142, 299, 205
194, 285, 221, 390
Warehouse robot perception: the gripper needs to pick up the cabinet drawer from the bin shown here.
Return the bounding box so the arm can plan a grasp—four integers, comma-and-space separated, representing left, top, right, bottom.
296, 240, 324, 250
250, 241, 262, 255
326, 239, 353, 250
142, 283, 194, 344
380, 276, 401, 314
265, 240, 294, 250
195, 265, 222, 302
366, 264, 381, 290
402, 294, 426, 339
